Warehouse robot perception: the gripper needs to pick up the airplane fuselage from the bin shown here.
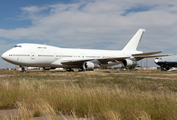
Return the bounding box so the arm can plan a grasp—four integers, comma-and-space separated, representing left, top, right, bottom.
2, 43, 142, 68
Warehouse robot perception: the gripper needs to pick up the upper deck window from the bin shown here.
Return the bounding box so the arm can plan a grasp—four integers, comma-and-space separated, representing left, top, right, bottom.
14, 45, 22, 48
38, 47, 47, 49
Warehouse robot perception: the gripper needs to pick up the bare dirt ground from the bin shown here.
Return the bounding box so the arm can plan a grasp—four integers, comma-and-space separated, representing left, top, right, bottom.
0, 109, 91, 120
0, 109, 20, 120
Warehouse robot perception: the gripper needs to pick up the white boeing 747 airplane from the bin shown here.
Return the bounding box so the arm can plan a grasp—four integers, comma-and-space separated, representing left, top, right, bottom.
1, 29, 167, 72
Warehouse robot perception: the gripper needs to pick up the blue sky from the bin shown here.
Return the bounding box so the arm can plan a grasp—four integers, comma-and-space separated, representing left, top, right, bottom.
0, 0, 177, 68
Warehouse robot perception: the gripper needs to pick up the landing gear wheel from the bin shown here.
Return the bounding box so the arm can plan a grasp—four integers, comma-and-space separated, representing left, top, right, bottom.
161, 67, 165, 71
166, 67, 170, 71
66, 68, 74, 72
20, 66, 26, 72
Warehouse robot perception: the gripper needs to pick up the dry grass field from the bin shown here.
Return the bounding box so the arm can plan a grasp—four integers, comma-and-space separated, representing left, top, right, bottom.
0, 70, 177, 120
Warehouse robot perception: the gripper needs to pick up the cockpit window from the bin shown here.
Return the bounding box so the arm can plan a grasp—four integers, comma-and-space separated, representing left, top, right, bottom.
14, 45, 22, 48
155, 58, 159, 59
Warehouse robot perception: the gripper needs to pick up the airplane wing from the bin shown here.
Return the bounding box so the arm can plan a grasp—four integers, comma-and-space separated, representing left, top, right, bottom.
61, 59, 94, 65
97, 57, 129, 62
132, 51, 169, 60
61, 51, 169, 67
61, 57, 129, 65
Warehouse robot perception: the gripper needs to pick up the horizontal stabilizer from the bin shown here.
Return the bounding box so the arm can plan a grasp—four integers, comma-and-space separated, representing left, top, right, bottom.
132, 51, 162, 56
134, 55, 169, 59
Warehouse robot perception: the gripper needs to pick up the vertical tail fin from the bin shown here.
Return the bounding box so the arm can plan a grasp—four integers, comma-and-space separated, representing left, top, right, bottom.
122, 29, 145, 51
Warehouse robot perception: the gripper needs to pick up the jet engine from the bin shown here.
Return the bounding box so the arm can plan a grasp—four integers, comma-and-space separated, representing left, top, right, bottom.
82, 61, 100, 70
122, 59, 137, 67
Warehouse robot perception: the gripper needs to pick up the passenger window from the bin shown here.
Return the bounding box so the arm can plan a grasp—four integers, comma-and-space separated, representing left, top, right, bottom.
14, 45, 22, 48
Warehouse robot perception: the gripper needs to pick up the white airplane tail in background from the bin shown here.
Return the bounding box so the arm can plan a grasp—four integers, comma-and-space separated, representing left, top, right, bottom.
122, 29, 145, 51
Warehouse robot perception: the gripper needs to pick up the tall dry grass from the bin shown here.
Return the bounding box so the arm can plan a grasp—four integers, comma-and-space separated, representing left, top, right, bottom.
0, 70, 177, 119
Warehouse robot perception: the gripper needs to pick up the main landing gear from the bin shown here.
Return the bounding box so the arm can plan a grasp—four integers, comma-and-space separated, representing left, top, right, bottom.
161, 67, 170, 71
78, 68, 94, 72
66, 68, 74, 72
20, 66, 26, 72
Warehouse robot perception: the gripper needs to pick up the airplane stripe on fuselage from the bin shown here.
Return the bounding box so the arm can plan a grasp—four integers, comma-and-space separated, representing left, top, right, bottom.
156, 61, 177, 66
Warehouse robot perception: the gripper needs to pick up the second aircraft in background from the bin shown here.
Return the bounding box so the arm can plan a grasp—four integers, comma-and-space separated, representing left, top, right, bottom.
155, 55, 177, 71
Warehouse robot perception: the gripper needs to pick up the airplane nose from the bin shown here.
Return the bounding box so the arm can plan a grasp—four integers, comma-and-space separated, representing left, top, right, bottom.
1, 52, 8, 60
154, 59, 158, 63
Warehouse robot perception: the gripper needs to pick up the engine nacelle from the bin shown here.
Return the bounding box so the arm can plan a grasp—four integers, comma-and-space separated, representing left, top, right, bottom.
83, 61, 100, 70
83, 61, 94, 70
122, 59, 137, 67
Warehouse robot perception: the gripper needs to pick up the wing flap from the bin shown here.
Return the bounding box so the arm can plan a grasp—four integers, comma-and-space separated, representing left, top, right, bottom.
98, 57, 129, 62
61, 59, 93, 65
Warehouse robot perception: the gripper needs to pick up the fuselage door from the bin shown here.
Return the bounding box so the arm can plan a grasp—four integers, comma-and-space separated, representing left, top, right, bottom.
55, 53, 58, 60
31, 52, 35, 59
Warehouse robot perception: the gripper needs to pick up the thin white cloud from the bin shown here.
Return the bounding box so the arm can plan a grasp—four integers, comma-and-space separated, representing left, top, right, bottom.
20, 6, 49, 21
